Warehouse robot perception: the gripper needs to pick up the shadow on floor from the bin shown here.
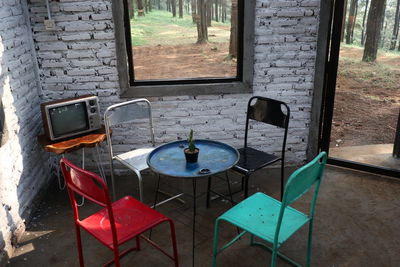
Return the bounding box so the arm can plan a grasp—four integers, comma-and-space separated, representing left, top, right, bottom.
7, 166, 400, 266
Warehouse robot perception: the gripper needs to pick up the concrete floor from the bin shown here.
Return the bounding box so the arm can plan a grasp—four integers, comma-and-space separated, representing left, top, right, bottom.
330, 144, 400, 171
7, 165, 400, 267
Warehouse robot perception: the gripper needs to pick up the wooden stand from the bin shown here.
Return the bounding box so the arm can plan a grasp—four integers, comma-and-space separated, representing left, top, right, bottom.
38, 126, 107, 155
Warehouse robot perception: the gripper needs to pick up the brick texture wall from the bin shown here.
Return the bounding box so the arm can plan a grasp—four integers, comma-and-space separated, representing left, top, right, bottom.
0, 0, 51, 261
28, 0, 319, 169
254, 0, 319, 159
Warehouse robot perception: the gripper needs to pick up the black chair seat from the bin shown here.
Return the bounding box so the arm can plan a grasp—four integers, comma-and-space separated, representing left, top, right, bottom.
233, 147, 281, 175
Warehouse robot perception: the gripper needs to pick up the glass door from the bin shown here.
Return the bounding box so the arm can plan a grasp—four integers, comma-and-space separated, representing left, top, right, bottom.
321, 0, 400, 177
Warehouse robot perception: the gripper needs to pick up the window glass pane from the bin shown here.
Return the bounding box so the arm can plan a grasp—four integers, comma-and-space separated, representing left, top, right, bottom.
328, 0, 400, 171
128, 0, 239, 81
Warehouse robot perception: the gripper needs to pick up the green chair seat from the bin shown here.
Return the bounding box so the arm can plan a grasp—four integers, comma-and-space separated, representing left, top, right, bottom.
219, 192, 310, 247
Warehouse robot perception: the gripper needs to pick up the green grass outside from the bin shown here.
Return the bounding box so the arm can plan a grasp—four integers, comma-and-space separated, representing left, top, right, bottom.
130, 10, 231, 46
340, 43, 400, 57
338, 57, 399, 89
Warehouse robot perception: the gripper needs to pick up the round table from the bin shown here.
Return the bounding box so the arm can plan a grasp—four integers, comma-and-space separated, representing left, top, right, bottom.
147, 139, 239, 266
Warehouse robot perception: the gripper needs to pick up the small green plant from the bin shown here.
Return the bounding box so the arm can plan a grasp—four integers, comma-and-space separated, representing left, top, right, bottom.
187, 129, 196, 152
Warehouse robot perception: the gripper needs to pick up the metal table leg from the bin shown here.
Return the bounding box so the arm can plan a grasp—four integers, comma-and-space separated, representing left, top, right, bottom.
192, 177, 197, 267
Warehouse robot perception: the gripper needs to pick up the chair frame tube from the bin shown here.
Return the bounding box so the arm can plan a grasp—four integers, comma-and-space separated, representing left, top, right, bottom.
212, 152, 327, 267
61, 158, 179, 267
104, 98, 155, 201
243, 96, 290, 200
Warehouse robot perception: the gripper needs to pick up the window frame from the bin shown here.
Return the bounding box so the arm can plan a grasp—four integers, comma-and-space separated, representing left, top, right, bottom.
112, 0, 255, 97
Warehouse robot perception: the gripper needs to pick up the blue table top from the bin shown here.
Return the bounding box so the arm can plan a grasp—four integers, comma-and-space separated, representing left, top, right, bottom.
147, 140, 239, 178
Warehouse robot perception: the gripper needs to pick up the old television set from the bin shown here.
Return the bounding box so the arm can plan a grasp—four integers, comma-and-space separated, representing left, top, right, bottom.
40, 95, 101, 141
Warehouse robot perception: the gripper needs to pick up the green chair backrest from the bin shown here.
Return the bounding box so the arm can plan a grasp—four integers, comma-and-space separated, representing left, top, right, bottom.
283, 152, 327, 206
272, 152, 327, 247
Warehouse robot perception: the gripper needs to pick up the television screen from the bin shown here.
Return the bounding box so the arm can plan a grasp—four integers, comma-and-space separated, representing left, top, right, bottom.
49, 102, 89, 138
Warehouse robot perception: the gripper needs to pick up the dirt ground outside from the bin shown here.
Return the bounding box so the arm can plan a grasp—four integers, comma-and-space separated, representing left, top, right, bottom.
332, 46, 400, 147
132, 44, 399, 148
133, 42, 236, 80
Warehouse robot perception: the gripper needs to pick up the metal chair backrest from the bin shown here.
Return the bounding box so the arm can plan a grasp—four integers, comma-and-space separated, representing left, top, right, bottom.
60, 158, 111, 208
244, 96, 290, 149
283, 152, 327, 205
60, 158, 117, 233
104, 99, 155, 157
274, 152, 327, 243
60, 158, 127, 261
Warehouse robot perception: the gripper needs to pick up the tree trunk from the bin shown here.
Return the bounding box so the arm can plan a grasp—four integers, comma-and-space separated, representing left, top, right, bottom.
351, 1, 358, 42
221, 0, 226, 22
207, 0, 212, 27
137, 0, 145, 16
158, 0, 161, 10
378, 1, 387, 48
171, 0, 177, 17
362, 0, 386, 62
179, 0, 183, 18
191, 0, 197, 23
390, 0, 400, 50
381, 21, 388, 48
149, 0, 152, 12
196, 0, 208, 44
229, 0, 238, 57
341, 0, 348, 42
361, 0, 369, 45
128, 0, 135, 19
144, 0, 148, 13
215, 0, 219, 22
398, 34, 400, 50
345, 0, 357, 44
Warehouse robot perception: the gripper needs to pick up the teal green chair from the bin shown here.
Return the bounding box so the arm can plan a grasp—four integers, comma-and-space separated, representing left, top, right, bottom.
212, 152, 327, 267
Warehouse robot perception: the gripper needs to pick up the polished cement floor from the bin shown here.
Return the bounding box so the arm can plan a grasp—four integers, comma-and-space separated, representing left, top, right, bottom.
330, 144, 400, 171
7, 164, 400, 267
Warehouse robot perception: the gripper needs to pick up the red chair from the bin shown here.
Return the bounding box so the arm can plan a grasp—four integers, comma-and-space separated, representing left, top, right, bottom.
60, 158, 179, 267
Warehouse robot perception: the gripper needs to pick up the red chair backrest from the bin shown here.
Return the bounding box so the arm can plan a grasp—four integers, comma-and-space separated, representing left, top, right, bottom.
60, 158, 121, 254
60, 158, 111, 208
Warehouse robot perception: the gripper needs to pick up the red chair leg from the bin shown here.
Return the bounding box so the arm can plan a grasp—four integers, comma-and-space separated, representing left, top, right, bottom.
75, 225, 85, 267
169, 220, 179, 267
113, 247, 121, 267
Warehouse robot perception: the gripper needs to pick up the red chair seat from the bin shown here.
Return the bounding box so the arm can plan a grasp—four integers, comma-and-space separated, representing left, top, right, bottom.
79, 196, 169, 249
60, 158, 179, 267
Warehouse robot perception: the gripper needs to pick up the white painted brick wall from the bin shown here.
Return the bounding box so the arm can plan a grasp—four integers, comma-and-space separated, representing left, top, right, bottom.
0, 0, 52, 261
27, 0, 319, 170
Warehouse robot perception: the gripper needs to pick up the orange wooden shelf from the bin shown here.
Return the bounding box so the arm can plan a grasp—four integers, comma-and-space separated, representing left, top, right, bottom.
38, 126, 108, 155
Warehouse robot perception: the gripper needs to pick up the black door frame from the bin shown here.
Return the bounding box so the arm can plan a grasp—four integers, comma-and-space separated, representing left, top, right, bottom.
319, 0, 400, 178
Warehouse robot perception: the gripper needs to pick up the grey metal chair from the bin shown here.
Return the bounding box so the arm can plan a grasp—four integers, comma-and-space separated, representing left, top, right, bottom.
104, 99, 155, 202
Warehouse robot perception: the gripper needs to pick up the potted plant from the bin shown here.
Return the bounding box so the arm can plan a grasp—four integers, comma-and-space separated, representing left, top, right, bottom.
184, 129, 199, 163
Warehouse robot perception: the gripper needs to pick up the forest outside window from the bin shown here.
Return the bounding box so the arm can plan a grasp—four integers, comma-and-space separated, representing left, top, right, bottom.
113, 0, 254, 97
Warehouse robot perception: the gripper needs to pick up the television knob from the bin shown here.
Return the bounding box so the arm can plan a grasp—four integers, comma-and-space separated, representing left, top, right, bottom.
90, 107, 96, 113
89, 100, 96, 106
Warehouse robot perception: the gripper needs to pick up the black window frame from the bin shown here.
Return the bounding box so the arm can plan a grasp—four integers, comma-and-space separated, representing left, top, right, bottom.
112, 0, 255, 97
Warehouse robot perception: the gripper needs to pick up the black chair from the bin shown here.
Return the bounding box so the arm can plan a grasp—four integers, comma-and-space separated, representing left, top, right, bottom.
207, 96, 290, 204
